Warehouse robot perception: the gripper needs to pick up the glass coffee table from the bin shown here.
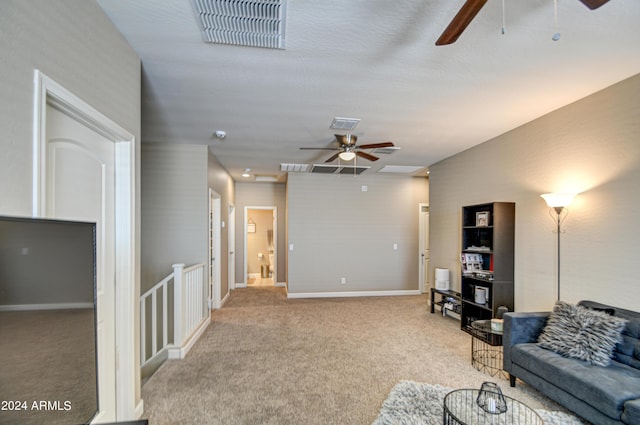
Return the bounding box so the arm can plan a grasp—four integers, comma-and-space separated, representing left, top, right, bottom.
443, 389, 544, 425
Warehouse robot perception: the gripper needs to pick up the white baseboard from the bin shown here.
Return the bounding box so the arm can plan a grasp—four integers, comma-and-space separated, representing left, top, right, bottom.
134, 399, 145, 420
220, 291, 231, 307
168, 317, 210, 360
0, 302, 93, 311
286, 289, 421, 299
235, 282, 247, 288
248, 273, 261, 279
275, 281, 286, 287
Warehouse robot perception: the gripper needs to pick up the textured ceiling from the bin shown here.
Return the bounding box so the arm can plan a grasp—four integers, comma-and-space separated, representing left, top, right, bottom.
97, 0, 640, 182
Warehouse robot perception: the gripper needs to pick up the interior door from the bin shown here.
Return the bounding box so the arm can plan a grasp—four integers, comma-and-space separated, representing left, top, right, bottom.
228, 205, 236, 292
209, 191, 221, 309
419, 204, 430, 293
45, 104, 117, 421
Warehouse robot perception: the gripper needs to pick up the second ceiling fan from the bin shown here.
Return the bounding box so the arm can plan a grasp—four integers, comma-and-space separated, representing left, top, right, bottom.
300, 134, 394, 163
436, 0, 611, 46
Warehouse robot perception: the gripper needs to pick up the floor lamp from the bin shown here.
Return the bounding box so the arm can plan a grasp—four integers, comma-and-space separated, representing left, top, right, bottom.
540, 193, 576, 301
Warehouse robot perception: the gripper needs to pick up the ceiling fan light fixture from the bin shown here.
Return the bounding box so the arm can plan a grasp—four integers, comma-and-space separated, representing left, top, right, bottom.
339, 151, 356, 161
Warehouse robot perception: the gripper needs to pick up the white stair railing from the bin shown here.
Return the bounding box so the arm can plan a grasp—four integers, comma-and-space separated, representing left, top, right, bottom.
140, 263, 210, 367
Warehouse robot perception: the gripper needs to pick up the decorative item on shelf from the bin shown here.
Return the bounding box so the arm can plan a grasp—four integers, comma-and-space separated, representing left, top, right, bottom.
476, 382, 508, 414
473, 270, 493, 281
476, 211, 490, 227
466, 245, 491, 252
474, 286, 488, 304
462, 253, 483, 274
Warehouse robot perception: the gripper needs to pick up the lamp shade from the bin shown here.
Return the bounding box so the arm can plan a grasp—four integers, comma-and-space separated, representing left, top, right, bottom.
339, 151, 356, 161
540, 193, 576, 208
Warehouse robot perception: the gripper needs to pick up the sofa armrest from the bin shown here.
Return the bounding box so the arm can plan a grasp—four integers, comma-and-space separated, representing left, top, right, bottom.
503, 312, 550, 374
622, 398, 640, 425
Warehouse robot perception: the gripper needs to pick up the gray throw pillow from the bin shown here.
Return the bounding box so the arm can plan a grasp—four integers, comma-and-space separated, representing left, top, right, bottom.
538, 301, 627, 366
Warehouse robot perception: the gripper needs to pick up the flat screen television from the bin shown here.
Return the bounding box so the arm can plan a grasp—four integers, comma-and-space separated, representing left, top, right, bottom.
0, 216, 98, 425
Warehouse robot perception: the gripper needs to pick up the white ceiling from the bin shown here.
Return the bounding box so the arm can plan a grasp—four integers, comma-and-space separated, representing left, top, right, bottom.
96, 0, 640, 181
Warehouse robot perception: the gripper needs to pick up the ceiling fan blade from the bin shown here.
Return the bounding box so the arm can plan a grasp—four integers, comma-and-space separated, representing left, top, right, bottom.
356, 151, 379, 162
325, 153, 341, 163
577, 0, 609, 9
356, 142, 394, 150
436, 0, 488, 46
299, 147, 339, 150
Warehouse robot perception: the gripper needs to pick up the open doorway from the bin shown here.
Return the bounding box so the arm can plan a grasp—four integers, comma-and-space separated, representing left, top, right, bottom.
244, 207, 276, 287
418, 203, 430, 293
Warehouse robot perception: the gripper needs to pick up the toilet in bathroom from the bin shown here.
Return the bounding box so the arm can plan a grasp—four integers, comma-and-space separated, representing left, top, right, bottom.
268, 252, 274, 277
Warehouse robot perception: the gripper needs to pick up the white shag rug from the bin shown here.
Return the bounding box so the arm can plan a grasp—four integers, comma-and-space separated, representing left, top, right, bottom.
372, 381, 586, 425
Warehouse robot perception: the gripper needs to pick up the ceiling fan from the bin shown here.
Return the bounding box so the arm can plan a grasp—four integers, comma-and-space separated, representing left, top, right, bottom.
300, 134, 394, 163
435, 0, 611, 46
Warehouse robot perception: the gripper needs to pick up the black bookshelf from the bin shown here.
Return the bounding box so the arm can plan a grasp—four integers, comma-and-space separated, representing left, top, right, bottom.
460, 202, 515, 341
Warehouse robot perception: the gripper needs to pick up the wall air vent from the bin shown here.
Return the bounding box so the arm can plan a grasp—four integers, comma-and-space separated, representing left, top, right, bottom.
192, 0, 287, 49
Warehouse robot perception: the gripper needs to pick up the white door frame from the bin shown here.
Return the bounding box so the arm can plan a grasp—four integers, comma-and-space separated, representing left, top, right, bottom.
228, 204, 236, 292
243, 206, 277, 286
32, 70, 140, 421
418, 203, 430, 293
209, 189, 222, 309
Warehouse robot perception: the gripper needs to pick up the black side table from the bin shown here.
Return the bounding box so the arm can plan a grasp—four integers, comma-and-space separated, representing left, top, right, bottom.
468, 320, 507, 379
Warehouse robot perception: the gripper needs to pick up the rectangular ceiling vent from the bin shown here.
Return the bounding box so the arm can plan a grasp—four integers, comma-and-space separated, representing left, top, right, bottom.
280, 163, 309, 173
255, 175, 278, 182
192, 0, 287, 49
372, 146, 401, 155
311, 164, 369, 175
377, 165, 426, 174
330, 117, 360, 131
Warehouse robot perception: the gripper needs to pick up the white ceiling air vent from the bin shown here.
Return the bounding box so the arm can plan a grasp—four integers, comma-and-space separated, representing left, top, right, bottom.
255, 175, 278, 182
280, 163, 310, 173
330, 117, 360, 131
311, 164, 369, 175
372, 146, 400, 155
377, 165, 425, 174
192, 0, 287, 49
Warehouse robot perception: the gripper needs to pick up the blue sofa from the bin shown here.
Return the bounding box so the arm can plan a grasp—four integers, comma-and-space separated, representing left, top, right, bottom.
503, 301, 640, 425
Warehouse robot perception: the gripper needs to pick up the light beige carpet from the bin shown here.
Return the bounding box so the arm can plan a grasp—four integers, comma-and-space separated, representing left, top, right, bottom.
141, 287, 572, 424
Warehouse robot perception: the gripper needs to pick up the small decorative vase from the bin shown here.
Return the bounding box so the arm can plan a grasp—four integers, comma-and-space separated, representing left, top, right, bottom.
476, 382, 508, 414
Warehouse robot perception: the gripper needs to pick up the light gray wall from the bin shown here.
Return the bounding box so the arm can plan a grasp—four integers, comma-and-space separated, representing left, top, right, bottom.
429, 73, 640, 312
0, 0, 140, 216
141, 145, 235, 299
287, 173, 429, 295
0, 0, 142, 406
141, 144, 209, 291
235, 182, 287, 284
